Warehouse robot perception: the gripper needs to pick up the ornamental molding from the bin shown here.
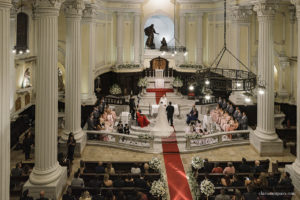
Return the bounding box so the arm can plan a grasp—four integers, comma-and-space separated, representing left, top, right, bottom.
82, 3, 97, 19
229, 5, 253, 23
64, 0, 85, 17
252, 0, 279, 17
32, 0, 64, 14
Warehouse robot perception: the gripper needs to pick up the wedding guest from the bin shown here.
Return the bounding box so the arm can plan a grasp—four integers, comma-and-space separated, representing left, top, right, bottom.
221, 174, 233, 187
222, 99, 227, 110
238, 158, 252, 173
105, 162, 115, 174
36, 190, 49, 200
233, 107, 242, 121
212, 163, 223, 173
144, 163, 150, 174
11, 162, 23, 176
124, 124, 130, 134
131, 163, 141, 174
240, 112, 248, 130
136, 110, 150, 128
243, 185, 257, 200
62, 187, 75, 200
67, 133, 76, 163
278, 172, 292, 186
79, 191, 91, 200
232, 189, 242, 200
186, 105, 198, 124
117, 121, 124, 133
78, 160, 87, 175
253, 160, 264, 174
103, 174, 113, 187
215, 189, 230, 200
23, 131, 33, 160
87, 114, 96, 130
228, 103, 234, 115
218, 97, 223, 108
135, 175, 147, 189
71, 172, 84, 187
137, 191, 148, 200
129, 95, 136, 120
20, 189, 34, 200
223, 162, 235, 175
98, 97, 106, 114
124, 175, 134, 187
95, 161, 105, 173
104, 190, 115, 200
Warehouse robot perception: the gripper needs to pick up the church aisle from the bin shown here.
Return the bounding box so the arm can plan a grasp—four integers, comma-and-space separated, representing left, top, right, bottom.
162, 131, 193, 200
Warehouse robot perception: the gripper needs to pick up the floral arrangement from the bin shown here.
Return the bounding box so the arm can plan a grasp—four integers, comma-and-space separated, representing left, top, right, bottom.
188, 134, 203, 139
172, 77, 183, 88
150, 179, 167, 199
179, 64, 203, 69
187, 169, 201, 198
191, 156, 204, 169
138, 77, 148, 88
115, 64, 140, 69
138, 134, 154, 140
149, 157, 161, 172
109, 84, 122, 95
200, 179, 215, 197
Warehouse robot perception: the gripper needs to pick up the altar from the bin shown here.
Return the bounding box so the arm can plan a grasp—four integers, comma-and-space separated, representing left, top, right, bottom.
151, 104, 179, 116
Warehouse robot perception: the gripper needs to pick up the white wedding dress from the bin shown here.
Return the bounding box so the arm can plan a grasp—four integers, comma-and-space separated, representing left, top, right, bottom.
151, 102, 174, 137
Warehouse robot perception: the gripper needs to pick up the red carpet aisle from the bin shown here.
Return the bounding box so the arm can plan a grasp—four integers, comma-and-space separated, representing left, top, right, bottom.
162, 131, 193, 200
146, 88, 174, 104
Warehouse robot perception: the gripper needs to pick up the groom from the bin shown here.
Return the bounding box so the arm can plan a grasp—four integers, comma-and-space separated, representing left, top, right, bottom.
166, 102, 174, 126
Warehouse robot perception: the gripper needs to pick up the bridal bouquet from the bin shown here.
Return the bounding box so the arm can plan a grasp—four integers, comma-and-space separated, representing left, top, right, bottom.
109, 84, 121, 95
172, 77, 183, 88
191, 156, 204, 169
149, 157, 161, 172
200, 179, 215, 197
138, 77, 148, 88
150, 179, 167, 199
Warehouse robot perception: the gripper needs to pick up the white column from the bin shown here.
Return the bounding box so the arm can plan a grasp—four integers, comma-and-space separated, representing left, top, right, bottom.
250, 1, 283, 156
286, 0, 300, 195
24, 0, 67, 199
179, 13, 186, 64
10, 8, 16, 113
0, 0, 11, 199
289, 6, 296, 104
277, 55, 289, 100
134, 13, 140, 64
63, 0, 86, 153
117, 12, 124, 65
196, 13, 203, 65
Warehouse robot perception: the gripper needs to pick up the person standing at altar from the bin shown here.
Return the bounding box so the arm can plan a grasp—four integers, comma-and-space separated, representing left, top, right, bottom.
166, 102, 174, 126
129, 95, 136, 120
159, 94, 167, 107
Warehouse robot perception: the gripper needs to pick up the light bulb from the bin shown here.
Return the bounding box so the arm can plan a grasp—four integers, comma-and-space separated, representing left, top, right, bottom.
19, 50, 23, 54
184, 52, 188, 56
205, 80, 210, 85
237, 83, 241, 87
258, 89, 265, 95
245, 97, 251, 103
189, 85, 194, 91
26, 49, 30, 53
174, 51, 177, 55
171, 53, 175, 57
161, 51, 166, 56
12, 49, 16, 54
205, 95, 211, 100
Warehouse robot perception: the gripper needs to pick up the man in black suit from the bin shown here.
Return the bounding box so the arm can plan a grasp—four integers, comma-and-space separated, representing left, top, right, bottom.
166, 102, 174, 126
129, 95, 136, 120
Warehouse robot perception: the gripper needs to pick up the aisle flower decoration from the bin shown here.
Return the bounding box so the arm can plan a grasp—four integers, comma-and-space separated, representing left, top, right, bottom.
138, 134, 154, 139
172, 77, 183, 88
150, 179, 167, 199
137, 77, 148, 88
149, 157, 161, 172
188, 134, 203, 139
200, 179, 215, 197
191, 156, 204, 170
109, 84, 122, 95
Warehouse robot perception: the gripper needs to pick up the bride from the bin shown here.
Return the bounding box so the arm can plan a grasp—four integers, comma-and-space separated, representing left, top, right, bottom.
151, 101, 174, 137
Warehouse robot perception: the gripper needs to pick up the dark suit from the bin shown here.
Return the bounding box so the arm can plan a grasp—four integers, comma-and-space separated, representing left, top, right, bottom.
129, 98, 136, 120
166, 104, 174, 126
240, 116, 248, 130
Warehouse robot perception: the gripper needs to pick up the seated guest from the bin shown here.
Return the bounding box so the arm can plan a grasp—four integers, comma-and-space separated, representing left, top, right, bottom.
222, 98, 227, 110
135, 175, 147, 189
11, 162, 23, 176
87, 114, 96, 130
20, 189, 34, 200
218, 97, 223, 108
93, 107, 100, 125
232, 175, 243, 187
116, 191, 126, 200
240, 112, 248, 130
79, 191, 91, 200
124, 124, 130, 134
221, 174, 233, 187
238, 158, 252, 173
62, 187, 75, 200
253, 160, 264, 173
232, 189, 242, 200
136, 110, 150, 128
124, 175, 135, 187
144, 163, 150, 174
268, 172, 278, 188
71, 172, 84, 187
137, 191, 148, 200
104, 190, 116, 200
211, 163, 223, 173
215, 189, 230, 200
78, 160, 87, 175
233, 107, 242, 122
228, 103, 234, 115
243, 185, 257, 200
95, 161, 105, 173
105, 162, 115, 175
223, 162, 235, 175
278, 172, 292, 186
117, 121, 123, 133
36, 190, 49, 200
186, 105, 198, 124
87, 176, 101, 187
131, 163, 141, 174
113, 176, 125, 187
103, 174, 113, 187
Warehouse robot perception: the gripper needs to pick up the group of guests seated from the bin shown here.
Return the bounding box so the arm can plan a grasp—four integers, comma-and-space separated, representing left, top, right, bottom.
185, 120, 209, 135
210, 98, 248, 132
87, 98, 117, 132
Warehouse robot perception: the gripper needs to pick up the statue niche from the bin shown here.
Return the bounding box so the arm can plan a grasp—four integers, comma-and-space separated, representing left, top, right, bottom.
144, 24, 159, 49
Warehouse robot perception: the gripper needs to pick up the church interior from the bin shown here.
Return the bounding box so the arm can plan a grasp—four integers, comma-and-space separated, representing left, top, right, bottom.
1, 0, 300, 199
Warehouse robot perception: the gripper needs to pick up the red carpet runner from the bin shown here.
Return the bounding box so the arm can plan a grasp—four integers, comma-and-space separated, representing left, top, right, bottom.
162, 131, 193, 200
146, 88, 174, 104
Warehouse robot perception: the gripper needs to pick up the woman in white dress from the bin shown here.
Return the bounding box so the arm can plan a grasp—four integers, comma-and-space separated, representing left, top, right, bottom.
151, 101, 174, 137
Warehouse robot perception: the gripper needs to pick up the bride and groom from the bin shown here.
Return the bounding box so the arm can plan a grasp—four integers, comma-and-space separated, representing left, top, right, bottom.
151, 96, 174, 137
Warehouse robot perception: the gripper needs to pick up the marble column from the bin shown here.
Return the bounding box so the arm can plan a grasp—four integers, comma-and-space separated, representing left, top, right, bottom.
289, 6, 296, 104
10, 7, 16, 113
277, 54, 289, 100
196, 13, 203, 65
81, 4, 97, 105
117, 12, 124, 65
62, 0, 86, 155
0, 0, 11, 199
134, 13, 141, 64
23, 0, 67, 199
250, 1, 283, 156
179, 13, 186, 64
286, 0, 300, 195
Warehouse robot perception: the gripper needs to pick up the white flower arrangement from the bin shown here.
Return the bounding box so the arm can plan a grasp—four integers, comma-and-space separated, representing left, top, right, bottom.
138, 134, 154, 140
191, 156, 204, 169
109, 84, 122, 95
200, 179, 215, 197
179, 64, 203, 69
150, 179, 167, 199
172, 77, 183, 88
116, 64, 140, 69
188, 134, 203, 139
149, 157, 161, 172
137, 77, 148, 88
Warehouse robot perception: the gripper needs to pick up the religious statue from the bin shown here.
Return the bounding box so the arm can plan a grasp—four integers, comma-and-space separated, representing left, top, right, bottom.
160, 37, 168, 51
144, 24, 159, 49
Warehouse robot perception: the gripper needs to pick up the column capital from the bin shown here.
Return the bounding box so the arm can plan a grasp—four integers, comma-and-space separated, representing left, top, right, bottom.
291, 0, 300, 18
82, 3, 97, 20
10, 1, 18, 19
64, 0, 85, 18
33, 0, 63, 16
229, 5, 253, 23
253, 0, 278, 19
289, 5, 296, 23
0, 0, 11, 8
